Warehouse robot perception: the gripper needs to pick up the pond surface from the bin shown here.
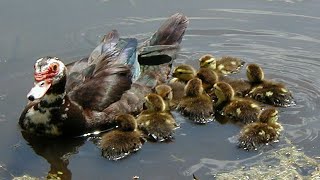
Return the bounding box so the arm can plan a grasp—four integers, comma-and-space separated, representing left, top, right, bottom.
1, 0, 320, 179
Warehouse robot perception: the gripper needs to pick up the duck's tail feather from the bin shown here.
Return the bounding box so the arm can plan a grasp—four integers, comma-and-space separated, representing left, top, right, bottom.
143, 13, 189, 46
138, 13, 189, 61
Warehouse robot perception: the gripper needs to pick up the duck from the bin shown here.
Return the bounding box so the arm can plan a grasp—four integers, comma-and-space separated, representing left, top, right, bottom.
199, 54, 245, 75
177, 78, 214, 124
199, 55, 251, 97
19, 13, 189, 137
171, 64, 197, 83
246, 63, 295, 107
155, 84, 173, 110
213, 82, 261, 124
136, 93, 178, 142
238, 107, 283, 150
99, 114, 145, 160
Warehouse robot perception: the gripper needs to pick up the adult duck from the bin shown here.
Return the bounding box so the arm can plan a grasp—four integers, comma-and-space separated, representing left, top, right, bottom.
19, 13, 189, 137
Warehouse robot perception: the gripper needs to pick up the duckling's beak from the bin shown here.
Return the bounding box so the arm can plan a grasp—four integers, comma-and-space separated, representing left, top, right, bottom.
27, 80, 51, 101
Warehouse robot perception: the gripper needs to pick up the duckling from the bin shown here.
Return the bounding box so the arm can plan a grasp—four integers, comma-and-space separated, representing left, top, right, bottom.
169, 64, 197, 107
99, 114, 145, 160
155, 84, 173, 110
137, 93, 178, 142
238, 107, 283, 150
199, 54, 245, 75
246, 63, 295, 107
177, 78, 214, 124
199, 54, 251, 97
214, 82, 261, 124
196, 67, 219, 93
171, 64, 197, 83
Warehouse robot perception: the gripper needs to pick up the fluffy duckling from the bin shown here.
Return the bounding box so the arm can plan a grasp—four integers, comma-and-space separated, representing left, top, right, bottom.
99, 114, 145, 160
155, 84, 173, 110
246, 63, 295, 107
238, 107, 283, 150
171, 64, 197, 83
169, 64, 197, 107
196, 67, 219, 94
199, 54, 251, 97
199, 54, 245, 75
177, 78, 214, 124
214, 82, 261, 124
137, 93, 178, 142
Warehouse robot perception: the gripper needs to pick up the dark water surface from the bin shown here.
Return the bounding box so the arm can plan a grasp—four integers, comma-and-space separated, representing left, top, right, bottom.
1, 0, 320, 179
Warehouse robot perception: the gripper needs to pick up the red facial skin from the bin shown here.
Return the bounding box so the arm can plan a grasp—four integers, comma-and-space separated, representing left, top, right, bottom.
34, 63, 59, 83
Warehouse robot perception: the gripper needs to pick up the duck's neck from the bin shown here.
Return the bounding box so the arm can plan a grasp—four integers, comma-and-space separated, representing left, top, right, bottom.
39, 76, 67, 108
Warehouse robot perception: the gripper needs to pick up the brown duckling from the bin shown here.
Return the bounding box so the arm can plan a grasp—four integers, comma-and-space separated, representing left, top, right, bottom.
214, 82, 261, 124
177, 78, 214, 124
155, 84, 173, 110
199, 54, 245, 75
137, 93, 178, 142
238, 107, 283, 150
246, 63, 295, 107
196, 67, 219, 94
199, 54, 251, 97
99, 114, 145, 160
171, 64, 197, 83
169, 64, 197, 107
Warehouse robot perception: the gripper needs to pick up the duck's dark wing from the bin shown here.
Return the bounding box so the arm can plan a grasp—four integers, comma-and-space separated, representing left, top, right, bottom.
69, 35, 137, 111
88, 30, 120, 65
68, 62, 132, 111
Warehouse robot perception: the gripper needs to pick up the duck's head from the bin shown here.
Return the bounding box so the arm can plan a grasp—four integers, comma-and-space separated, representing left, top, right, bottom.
115, 114, 137, 131
258, 107, 278, 124
199, 54, 217, 70
246, 63, 264, 83
172, 64, 196, 82
213, 82, 235, 104
196, 68, 219, 91
184, 78, 204, 97
144, 93, 166, 112
155, 84, 173, 101
27, 57, 67, 101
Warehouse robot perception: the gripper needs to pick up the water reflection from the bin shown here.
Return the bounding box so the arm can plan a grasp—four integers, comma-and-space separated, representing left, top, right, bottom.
20, 131, 85, 180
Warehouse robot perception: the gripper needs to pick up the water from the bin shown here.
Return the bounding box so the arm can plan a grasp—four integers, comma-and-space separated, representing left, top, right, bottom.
0, 0, 320, 179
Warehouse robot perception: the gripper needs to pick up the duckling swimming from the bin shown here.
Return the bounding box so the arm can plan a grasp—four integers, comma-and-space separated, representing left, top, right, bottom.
177, 78, 214, 124
171, 64, 197, 83
99, 114, 145, 160
137, 93, 178, 142
238, 107, 283, 150
155, 84, 173, 110
246, 63, 295, 107
214, 82, 261, 124
199, 54, 245, 75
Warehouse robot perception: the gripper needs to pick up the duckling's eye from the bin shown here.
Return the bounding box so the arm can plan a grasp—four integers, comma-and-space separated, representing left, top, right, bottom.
256, 94, 263, 99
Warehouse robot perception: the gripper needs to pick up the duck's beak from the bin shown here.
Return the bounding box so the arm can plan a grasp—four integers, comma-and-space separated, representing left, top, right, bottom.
27, 80, 51, 101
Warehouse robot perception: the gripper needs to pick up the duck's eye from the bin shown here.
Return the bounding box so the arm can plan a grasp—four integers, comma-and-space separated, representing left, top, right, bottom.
50, 63, 59, 71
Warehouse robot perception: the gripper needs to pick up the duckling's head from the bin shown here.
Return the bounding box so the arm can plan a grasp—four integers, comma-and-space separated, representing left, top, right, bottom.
197, 68, 219, 91
184, 78, 204, 97
258, 107, 279, 124
172, 64, 196, 82
115, 114, 137, 131
213, 82, 235, 104
144, 93, 166, 112
27, 57, 67, 101
246, 63, 264, 83
199, 54, 217, 70
155, 84, 173, 101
